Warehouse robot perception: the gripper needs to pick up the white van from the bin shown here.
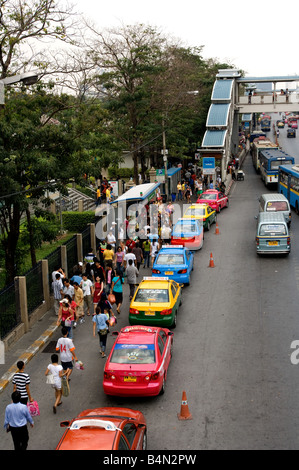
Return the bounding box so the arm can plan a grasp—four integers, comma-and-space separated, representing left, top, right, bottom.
259, 193, 291, 226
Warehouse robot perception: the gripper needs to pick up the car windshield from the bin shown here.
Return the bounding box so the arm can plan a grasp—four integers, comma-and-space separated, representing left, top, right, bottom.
199, 193, 217, 200
134, 288, 169, 303
111, 344, 155, 364
156, 254, 184, 265
173, 223, 197, 233
259, 224, 287, 236
266, 201, 288, 211
185, 207, 205, 216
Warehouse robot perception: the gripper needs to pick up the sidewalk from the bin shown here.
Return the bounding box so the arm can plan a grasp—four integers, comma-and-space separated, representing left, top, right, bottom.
0, 306, 58, 393
0, 153, 248, 394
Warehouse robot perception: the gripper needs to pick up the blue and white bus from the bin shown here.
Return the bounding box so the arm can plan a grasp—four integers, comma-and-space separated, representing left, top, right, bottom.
278, 164, 299, 214
259, 149, 295, 186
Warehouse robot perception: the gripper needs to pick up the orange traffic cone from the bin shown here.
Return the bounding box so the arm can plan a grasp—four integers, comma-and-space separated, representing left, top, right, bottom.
215, 222, 220, 235
208, 252, 215, 268
178, 391, 192, 420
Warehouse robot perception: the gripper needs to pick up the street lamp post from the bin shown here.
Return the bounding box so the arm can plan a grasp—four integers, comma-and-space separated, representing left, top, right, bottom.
0, 71, 39, 105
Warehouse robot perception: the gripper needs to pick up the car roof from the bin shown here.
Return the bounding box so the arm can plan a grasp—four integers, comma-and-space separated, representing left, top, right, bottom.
57, 407, 144, 450
258, 212, 287, 224
117, 326, 159, 345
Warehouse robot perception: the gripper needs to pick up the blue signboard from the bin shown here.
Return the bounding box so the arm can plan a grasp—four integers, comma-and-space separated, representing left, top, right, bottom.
202, 157, 215, 174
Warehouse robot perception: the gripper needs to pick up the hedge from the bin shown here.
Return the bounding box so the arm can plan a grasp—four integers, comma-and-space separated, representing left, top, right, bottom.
62, 211, 96, 232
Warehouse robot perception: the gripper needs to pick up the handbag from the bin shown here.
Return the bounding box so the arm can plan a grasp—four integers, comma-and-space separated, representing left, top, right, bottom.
27, 400, 40, 417
108, 293, 116, 304
61, 377, 70, 397
46, 373, 55, 385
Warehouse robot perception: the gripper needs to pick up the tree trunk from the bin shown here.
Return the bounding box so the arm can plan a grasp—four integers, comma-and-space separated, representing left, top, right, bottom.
26, 208, 37, 267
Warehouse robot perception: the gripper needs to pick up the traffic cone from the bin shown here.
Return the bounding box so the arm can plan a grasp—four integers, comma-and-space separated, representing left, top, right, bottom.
215, 222, 220, 235
178, 391, 192, 420
208, 252, 215, 268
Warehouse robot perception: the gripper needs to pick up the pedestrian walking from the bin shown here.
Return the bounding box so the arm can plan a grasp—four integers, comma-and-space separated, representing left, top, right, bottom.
52, 272, 64, 316
45, 353, 69, 414
114, 245, 125, 274
73, 282, 84, 324
125, 259, 139, 300
63, 278, 75, 300
93, 275, 104, 312
12, 361, 33, 405
56, 327, 78, 381
132, 242, 143, 270
92, 306, 110, 357
142, 238, 151, 268
150, 239, 159, 267
4, 391, 34, 450
81, 273, 94, 316
56, 298, 75, 338
111, 269, 124, 314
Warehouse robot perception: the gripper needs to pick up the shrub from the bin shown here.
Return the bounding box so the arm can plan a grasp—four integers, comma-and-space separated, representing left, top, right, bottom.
62, 211, 96, 232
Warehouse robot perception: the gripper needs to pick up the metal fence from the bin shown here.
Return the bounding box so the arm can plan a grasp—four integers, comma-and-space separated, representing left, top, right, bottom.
64, 235, 77, 278
0, 282, 21, 339
82, 226, 91, 260
45, 246, 62, 292
25, 262, 44, 317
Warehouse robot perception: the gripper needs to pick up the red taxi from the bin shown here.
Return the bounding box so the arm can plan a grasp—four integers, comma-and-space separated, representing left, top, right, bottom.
103, 325, 174, 397
56, 407, 147, 450
197, 189, 228, 213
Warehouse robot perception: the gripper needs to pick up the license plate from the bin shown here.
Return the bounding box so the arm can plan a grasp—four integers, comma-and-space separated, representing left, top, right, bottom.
124, 376, 137, 382
268, 241, 278, 246
145, 311, 155, 316
165, 271, 173, 275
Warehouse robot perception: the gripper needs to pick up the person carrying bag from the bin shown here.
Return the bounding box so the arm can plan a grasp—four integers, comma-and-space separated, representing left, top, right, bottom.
92, 306, 110, 357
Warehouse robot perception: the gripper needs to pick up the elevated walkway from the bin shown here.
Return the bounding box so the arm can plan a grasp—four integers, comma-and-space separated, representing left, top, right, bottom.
199, 70, 299, 183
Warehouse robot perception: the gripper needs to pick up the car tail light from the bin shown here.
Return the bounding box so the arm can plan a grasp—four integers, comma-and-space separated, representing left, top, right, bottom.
151, 372, 159, 380
256, 237, 259, 246
129, 308, 139, 315
287, 237, 290, 245
152, 269, 161, 274
160, 308, 172, 316
104, 372, 116, 380
178, 269, 187, 274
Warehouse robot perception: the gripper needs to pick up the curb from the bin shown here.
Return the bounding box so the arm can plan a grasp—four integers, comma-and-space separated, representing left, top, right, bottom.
0, 321, 58, 394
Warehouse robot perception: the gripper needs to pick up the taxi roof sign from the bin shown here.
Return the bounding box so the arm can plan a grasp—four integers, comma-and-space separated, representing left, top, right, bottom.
161, 245, 184, 249
143, 276, 169, 281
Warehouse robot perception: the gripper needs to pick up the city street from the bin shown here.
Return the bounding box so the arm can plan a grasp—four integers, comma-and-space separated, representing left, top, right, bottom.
1, 142, 299, 450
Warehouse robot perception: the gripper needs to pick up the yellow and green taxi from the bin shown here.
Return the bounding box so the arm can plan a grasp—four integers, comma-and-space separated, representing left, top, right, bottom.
129, 277, 182, 329
183, 203, 217, 231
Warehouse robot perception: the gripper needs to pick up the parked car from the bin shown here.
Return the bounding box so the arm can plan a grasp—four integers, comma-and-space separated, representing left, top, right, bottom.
152, 245, 194, 284
287, 128, 296, 137
183, 203, 217, 231
170, 217, 204, 250
103, 325, 174, 397
196, 189, 229, 213
56, 407, 147, 450
129, 277, 182, 328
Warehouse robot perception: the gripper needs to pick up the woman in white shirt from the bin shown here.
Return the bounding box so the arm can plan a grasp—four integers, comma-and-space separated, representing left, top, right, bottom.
45, 353, 68, 414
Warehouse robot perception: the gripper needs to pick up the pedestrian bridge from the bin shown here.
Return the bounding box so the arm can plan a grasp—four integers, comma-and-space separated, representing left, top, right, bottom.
200, 69, 299, 181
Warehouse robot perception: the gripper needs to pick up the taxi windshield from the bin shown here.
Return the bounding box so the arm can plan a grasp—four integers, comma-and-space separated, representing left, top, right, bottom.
185, 207, 205, 216
173, 223, 197, 233
156, 254, 184, 265
199, 193, 217, 200
135, 288, 169, 303
259, 224, 287, 235
110, 344, 155, 364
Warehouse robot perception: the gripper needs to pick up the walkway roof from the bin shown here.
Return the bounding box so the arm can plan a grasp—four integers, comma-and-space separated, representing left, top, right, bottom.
202, 130, 227, 148
238, 75, 299, 83
206, 103, 230, 127
211, 79, 233, 101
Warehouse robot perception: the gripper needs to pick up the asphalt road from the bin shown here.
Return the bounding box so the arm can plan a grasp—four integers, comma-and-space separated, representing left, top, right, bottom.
1, 147, 299, 450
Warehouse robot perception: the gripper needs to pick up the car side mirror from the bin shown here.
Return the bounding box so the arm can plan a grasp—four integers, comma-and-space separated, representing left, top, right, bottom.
112, 331, 119, 336
60, 421, 71, 428
254, 215, 258, 220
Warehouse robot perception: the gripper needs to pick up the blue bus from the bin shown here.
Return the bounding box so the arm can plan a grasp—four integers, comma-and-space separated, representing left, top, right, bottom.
259, 149, 295, 186
260, 115, 271, 132
278, 164, 299, 214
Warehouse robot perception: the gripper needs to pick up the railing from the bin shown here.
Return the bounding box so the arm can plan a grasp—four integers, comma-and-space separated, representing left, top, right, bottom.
0, 222, 97, 340
0, 282, 21, 339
